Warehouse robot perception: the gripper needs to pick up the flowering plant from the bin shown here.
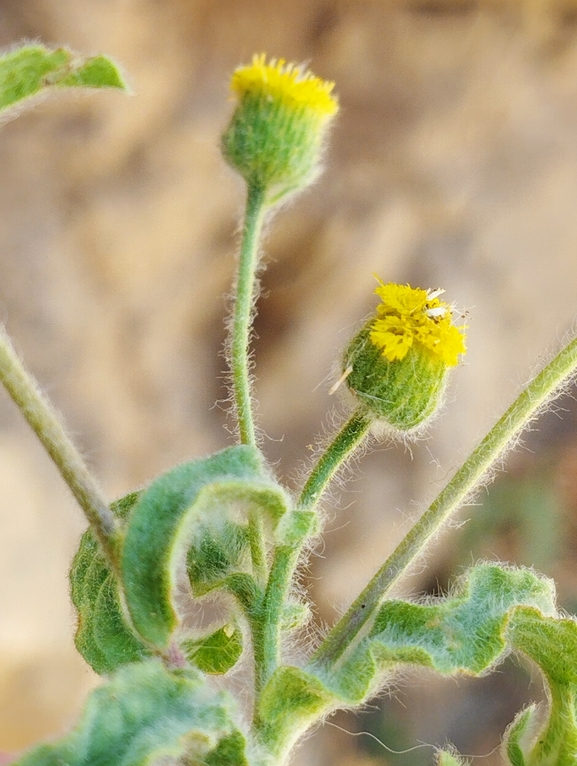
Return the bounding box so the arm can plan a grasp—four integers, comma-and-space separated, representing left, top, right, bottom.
2, 47, 577, 766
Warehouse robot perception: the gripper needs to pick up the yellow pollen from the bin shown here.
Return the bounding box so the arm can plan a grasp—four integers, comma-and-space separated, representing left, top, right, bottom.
230, 53, 338, 117
369, 281, 467, 366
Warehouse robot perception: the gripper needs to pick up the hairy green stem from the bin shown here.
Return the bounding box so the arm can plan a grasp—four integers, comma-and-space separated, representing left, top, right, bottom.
253, 408, 372, 701
299, 407, 372, 510
248, 509, 268, 585
253, 545, 300, 700
311, 335, 577, 669
0, 327, 120, 572
231, 183, 267, 447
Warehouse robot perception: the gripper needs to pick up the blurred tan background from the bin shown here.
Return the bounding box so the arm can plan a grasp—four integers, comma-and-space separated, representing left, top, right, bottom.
2, 0, 577, 763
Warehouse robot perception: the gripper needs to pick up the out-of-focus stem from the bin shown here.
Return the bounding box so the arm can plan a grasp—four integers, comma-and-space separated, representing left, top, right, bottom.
0, 327, 119, 572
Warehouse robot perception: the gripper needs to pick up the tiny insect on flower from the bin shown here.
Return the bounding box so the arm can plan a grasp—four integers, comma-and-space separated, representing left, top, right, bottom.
341, 280, 467, 433
369, 280, 466, 367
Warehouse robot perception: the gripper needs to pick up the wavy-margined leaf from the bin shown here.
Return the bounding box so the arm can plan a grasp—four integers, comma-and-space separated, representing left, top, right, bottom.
13, 660, 247, 766
182, 623, 244, 675
506, 607, 577, 766
310, 564, 557, 704
122, 445, 290, 650
70, 492, 150, 675
0, 44, 126, 117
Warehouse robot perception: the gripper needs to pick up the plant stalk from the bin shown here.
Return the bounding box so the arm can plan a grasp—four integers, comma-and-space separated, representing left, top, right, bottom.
253, 408, 372, 698
0, 327, 120, 572
298, 407, 372, 510
253, 408, 370, 697
311, 335, 577, 669
253, 544, 300, 700
231, 182, 267, 447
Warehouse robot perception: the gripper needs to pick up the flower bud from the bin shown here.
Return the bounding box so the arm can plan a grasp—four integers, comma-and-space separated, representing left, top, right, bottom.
343, 281, 466, 433
221, 54, 338, 202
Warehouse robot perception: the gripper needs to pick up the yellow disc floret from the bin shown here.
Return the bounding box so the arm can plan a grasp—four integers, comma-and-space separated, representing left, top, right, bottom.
230, 54, 338, 119
370, 281, 466, 366
221, 54, 339, 201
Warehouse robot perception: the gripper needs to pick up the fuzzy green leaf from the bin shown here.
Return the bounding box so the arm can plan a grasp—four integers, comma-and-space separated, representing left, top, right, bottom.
182, 623, 243, 675
70, 492, 150, 675
205, 730, 250, 766
503, 705, 536, 766
121, 445, 290, 650
257, 666, 338, 757
13, 660, 244, 766
312, 565, 557, 704
0, 44, 126, 116
187, 518, 250, 596
506, 608, 577, 766
370, 565, 555, 671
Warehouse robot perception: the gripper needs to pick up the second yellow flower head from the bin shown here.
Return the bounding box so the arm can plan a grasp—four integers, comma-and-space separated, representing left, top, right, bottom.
343, 281, 467, 433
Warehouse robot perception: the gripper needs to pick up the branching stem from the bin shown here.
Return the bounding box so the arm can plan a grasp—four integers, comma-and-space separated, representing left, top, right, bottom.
310, 335, 577, 669
0, 327, 120, 573
253, 407, 372, 701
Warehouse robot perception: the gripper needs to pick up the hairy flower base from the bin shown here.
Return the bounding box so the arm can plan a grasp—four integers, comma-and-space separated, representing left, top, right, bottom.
344, 319, 447, 432
222, 54, 338, 200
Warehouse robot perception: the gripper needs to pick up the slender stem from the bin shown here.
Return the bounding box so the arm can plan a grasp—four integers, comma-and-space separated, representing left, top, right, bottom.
311, 335, 577, 669
231, 183, 267, 446
253, 544, 300, 699
253, 408, 372, 699
299, 407, 372, 510
0, 327, 120, 572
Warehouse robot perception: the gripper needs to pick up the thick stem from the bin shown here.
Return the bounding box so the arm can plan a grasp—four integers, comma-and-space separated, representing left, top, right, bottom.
298, 408, 372, 510
0, 327, 120, 572
311, 335, 577, 669
231, 183, 267, 446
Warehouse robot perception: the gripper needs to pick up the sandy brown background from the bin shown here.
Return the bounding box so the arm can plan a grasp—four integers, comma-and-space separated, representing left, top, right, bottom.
2, 0, 577, 763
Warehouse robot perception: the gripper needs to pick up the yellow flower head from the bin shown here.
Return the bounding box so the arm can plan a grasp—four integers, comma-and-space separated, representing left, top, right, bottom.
230, 54, 338, 119
221, 54, 339, 201
370, 281, 466, 366
342, 280, 467, 432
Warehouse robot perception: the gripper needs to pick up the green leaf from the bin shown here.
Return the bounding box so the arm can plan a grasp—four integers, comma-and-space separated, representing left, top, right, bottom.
121, 445, 290, 650
187, 518, 250, 596
70, 492, 150, 675
503, 705, 536, 766
0, 44, 126, 116
506, 608, 577, 766
182, 623, 243, 675
312, 564, 557, 704
256, 666, 338, 757
13, 660, 244, 766
205, 730, 250, 766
